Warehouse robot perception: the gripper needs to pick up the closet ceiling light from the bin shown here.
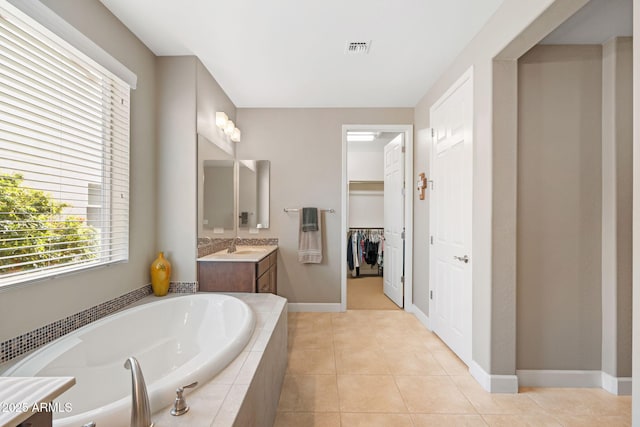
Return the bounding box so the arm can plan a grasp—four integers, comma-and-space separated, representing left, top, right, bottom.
347, 134, 375, 142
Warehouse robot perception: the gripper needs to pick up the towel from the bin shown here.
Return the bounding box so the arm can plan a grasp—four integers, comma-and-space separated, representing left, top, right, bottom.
301, 207, 319, 232
298, 209, 322, 264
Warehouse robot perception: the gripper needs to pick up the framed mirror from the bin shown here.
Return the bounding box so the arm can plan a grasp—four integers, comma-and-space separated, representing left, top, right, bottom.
238, 160, 270, 229
198, 135, 235, 235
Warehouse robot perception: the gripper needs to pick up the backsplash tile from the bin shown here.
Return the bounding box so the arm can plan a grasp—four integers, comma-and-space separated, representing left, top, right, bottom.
197, 238, 279, 258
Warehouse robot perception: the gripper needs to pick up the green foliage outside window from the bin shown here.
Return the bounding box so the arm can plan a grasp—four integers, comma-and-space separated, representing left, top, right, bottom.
0, 173, 98, 274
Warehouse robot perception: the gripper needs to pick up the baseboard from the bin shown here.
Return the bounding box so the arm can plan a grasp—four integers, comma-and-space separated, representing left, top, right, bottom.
407, 304, 430, 330
470, 361, 519, 393
517, 369, 602, 388
601, 372, 632, 395
287, 303, 342, 312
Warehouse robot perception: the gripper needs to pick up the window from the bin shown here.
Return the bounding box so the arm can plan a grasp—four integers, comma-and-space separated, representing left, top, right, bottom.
0, 3, 130, 287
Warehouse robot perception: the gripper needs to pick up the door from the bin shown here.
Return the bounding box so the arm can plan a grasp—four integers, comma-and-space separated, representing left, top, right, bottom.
383, 134, 404, 308
429, 70, 473, 364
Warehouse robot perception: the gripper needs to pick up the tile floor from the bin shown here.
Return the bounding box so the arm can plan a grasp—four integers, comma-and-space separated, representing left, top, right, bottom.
275, 310, 631, 427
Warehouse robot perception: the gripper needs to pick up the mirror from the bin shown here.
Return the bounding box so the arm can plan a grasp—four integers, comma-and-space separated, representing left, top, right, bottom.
238, 160, 270, 229
198, 135, 235, 235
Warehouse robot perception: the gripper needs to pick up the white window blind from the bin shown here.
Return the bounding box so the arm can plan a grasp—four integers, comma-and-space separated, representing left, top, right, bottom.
0, 2, 130, 287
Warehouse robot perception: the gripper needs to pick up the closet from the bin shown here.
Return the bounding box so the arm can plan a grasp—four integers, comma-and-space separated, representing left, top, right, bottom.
346, 131, 401, 310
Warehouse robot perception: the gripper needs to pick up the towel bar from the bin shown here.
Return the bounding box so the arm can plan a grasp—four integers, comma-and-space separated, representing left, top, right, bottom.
284, 208, 335, 213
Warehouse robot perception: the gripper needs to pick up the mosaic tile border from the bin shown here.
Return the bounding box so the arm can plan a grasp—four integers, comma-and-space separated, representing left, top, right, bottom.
0, 281, 199, 364
168, 281, 198, 293
197, 238, 279, 258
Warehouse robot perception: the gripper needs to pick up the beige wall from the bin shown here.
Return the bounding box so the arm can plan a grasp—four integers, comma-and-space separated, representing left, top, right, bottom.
156, 56, 198, 281
517, 44, 603, 370
157, 57, 237, 282
235, 108, 413, 303
413, 0, 588, 375
0, 0, 157, 341
601, 37, 633, 378
632, 0, 640, 416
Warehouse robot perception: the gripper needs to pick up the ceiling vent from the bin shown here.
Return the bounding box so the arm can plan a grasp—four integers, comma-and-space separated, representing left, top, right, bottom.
345, 41, 371, 54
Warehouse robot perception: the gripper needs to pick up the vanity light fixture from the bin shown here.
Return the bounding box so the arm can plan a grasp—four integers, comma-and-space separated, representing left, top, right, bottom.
224, 120, 235, 135
215, 111, 241, 142
230, 128, 241, 142
215, 112, 228, 128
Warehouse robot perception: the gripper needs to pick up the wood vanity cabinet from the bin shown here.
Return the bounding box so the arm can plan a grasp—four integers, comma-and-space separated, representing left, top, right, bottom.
198, 251, 277, 294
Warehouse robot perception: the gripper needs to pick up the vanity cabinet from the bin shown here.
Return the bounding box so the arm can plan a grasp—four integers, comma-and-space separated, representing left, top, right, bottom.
198, 251, 277, 294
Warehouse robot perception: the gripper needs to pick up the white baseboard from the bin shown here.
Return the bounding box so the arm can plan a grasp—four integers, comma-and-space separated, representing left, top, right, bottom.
517, 369, 602, 388
287, 303, 342, 312
407, 304, 430, 329
601, 372, 632, 395
470, 361, 519, 393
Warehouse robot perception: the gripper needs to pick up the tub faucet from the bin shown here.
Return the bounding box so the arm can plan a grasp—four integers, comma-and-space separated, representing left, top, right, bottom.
227, 236, 239, 253
124, 357, 154, 427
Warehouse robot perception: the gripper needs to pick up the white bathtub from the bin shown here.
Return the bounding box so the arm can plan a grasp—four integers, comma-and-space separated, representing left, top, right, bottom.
3, 293, 255, 427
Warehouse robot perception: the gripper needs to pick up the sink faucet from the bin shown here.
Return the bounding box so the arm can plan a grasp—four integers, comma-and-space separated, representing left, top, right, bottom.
124, 356, 154, 427
227, 236, 239, 253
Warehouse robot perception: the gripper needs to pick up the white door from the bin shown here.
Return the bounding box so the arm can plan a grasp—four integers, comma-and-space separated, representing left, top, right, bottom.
383, 134, 404, 308
429, 70, 473, 364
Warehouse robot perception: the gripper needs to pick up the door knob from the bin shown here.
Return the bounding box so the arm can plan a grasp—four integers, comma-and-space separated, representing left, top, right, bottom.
453, 255, 469, 263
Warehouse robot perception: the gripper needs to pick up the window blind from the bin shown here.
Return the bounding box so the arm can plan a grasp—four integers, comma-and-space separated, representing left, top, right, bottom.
0, 2, 130, 286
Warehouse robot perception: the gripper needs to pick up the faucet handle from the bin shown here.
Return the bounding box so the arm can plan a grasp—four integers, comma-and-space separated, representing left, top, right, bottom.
170, 381, 198, 416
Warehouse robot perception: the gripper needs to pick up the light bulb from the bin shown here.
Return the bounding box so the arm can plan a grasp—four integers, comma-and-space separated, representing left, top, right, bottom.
224, 120, 235, 135
215, 112, 228, 128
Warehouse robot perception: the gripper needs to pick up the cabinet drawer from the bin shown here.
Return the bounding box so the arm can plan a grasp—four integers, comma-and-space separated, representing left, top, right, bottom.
257, 256, 270, 278
257, 272, 271, 293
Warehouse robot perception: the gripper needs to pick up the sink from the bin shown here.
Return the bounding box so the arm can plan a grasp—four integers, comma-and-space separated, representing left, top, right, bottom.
215, 246, 271, 255
199, 245, 277, 262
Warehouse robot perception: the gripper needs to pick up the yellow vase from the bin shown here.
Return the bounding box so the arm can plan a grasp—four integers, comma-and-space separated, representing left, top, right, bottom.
150, 252, 171, 296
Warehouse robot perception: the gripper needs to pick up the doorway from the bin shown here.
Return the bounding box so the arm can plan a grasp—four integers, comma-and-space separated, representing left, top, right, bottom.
340, 125, 413, 312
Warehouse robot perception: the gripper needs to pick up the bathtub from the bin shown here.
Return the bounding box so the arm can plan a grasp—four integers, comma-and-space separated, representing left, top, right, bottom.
3, 293, 255, 427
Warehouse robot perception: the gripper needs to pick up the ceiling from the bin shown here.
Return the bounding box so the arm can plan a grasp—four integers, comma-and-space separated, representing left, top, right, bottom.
99, 0, 505, 108
540, 0, 632, 44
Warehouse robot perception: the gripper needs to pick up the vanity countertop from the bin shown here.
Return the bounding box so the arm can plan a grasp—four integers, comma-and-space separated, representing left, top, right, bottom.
0, 376, 75, 426
197, 245, 278, 263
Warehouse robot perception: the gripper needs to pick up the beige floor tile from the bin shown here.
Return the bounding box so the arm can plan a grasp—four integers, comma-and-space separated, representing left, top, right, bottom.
375, 332, 433, 353
335, 348, 390, 374
412, 414, 489, 427
431, 348, 470, 376
383, 350, 447, 376
395, 375, 476, 414
274, 412, 341, 427
289, 312, 333, 330
287, 348, 336, 374
288, 328, 333, 351
481, 414, 563, 427
553, 414, 631, 427
333, 330, 380, 350
337, 375, 408, 413
277, 375, 339, 412
522, 387, 631, 416
451, 375, 545, 415
340, 412, 414, 427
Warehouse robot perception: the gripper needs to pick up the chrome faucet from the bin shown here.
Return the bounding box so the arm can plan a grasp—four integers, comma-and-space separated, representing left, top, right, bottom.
227, 236, 239, 253
124, 357, 154, 427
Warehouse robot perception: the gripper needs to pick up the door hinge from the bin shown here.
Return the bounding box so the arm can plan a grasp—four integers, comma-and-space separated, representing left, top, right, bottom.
401, 230, 405, 239
430, 235, 433, 245
401, 276, 405, 284
431, 128, 435, 138
430, 290, 433, 300
402, 145, 406, 153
